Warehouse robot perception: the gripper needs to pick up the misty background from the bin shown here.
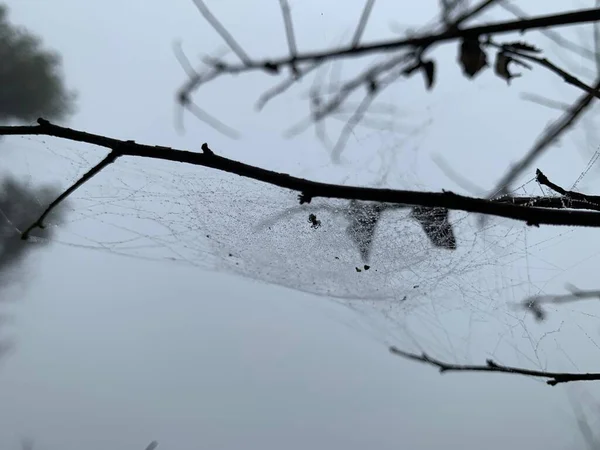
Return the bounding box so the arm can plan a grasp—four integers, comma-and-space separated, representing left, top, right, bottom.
2, 1, 600, 449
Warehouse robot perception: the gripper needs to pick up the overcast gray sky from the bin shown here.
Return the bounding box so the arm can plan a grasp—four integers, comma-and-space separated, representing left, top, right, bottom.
2, 0, 600, 449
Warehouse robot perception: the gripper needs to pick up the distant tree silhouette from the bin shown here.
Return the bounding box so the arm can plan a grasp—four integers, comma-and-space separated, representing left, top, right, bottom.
0, 3, 74, 122
0, 2, 73, 355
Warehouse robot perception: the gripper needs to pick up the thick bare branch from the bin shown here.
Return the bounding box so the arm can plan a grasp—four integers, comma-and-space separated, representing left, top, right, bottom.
6, 119, 600, 238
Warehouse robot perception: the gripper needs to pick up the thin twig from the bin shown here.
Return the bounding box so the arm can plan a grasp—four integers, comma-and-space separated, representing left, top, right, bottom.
172, 40, 196, 78
439, 0, 455, 25
175, 70, 223, 134
488, 40, 600, 100
595, 0, 600, 73
351, 0, 376, 48
256, 63, 321, 110
491, 77, 600, 197
185, 100, 241, 139
499, 1, 596, 62
453, 0, 498, 26
536, 168, 600, 205
330, 63, 406, 162
21, 146, 120, 239
520, 92, 570, 111
278, 0, 298, 67
389, 346, 600, 385
145, 441, 159, 450
517, 286, 600, 322
190, 0, 252, 65
495, 195, 600, 212
331, 89, 377, 162
568, 394, 600, 450
7, 120, 600, 237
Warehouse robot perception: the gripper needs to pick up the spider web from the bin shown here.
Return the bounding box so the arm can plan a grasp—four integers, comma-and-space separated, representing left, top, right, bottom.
4, 133, 600, 368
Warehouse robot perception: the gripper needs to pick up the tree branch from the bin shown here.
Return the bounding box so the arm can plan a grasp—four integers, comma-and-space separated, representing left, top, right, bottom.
190, 0, 252, 65
6, 119, 600, 238
278, 0, 298, 73
536, 168, 600, 206
517, 285, 600, 322
180, 7, 600, 84
490, 77, 600, 197
487, 40, 600, 100
351, 0, 376, 48
389, 346, 600, 385
20, 149, 119, 240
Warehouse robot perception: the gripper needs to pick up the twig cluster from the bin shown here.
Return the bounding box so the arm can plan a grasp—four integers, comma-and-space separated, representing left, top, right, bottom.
178, 2, 600, 176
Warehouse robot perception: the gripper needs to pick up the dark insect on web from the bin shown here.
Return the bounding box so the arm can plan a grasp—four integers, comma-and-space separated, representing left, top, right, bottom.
308, 213, 321, 229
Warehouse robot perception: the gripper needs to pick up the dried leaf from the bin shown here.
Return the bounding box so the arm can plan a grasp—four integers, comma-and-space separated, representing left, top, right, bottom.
345, 200, 384, 263
410, 207, 456, 249
421, 60, 435, 90
458, 37, 488, 78
402, 59, 436, 90
503, 41, 541, 53
494, 51, 527, 84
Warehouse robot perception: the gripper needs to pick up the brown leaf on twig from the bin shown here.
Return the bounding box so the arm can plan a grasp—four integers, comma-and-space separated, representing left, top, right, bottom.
411, 207, 456, 249
459, 37, 488, 78
503, 41, 542, 53
346, 200, 384, 263
421, 60, 436, 90
494, 51, 521, 84
402, 59, 436, 90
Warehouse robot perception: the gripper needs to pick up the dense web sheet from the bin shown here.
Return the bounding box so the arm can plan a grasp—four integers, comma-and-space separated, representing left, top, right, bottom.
4, 134, 600, 366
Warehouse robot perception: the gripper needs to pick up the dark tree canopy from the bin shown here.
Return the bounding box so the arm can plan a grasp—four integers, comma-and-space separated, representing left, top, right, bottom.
0, 177, 67, 286
0, 3, 74, 122
0, 3, 73, 355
